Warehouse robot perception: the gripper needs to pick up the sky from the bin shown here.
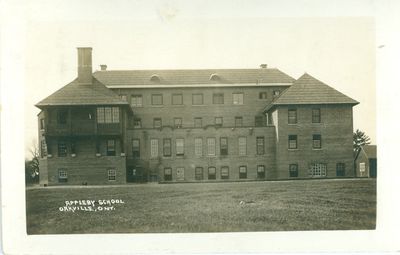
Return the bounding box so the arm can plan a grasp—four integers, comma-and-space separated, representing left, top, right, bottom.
22, 1, 375, 156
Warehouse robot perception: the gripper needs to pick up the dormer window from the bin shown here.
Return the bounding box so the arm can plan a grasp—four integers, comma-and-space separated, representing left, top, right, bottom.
209, 74, 220, 82
150, 75, 161, 83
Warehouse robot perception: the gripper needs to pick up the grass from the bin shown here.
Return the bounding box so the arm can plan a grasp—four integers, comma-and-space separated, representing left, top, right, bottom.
26, 179, 376, 234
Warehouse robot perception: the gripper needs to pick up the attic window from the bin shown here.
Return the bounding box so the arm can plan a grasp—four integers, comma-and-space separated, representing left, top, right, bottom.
209, 74, 220, 81
150, 75, 161, 83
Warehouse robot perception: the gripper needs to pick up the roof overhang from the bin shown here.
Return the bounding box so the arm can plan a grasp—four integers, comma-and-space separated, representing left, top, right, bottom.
263, 102, 360, 113
105, 83, 293, 89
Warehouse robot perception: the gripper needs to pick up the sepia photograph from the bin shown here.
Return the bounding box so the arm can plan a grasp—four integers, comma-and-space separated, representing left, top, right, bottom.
2, 0, 399, 254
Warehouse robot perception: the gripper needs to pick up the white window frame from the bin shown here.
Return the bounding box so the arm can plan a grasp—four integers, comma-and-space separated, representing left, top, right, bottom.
309, 163, 327, 177
207, 138, 216, 156
194, 138, 203, 157
176, 138, 184, 156
150, 139, 159, 158
108, 169, 116, 181
131, 95, 143, 107
58, 169, 68, 179
233, 93, 244, 105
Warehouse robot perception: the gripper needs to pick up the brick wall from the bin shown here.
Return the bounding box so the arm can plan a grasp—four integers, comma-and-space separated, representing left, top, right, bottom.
115, 86, 288, 129
40, 137, 126, 185
273, 104, 355, 179
125, 126, 276, 182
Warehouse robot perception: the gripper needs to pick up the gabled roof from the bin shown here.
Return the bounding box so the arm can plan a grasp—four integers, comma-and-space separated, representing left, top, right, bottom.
35, 78, 129, 108
264, 73, 359, 111
92, 68, 295, 87
361, 145, 377, 159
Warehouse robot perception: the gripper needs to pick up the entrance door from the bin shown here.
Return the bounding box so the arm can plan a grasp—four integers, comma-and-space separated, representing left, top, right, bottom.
176, 167, 185, 181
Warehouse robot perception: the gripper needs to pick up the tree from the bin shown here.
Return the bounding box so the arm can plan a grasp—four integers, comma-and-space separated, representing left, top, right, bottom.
25, 141, 40, 184
353, 129, 371, 152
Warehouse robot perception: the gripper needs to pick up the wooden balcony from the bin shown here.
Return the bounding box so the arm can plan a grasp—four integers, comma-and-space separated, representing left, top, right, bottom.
45, 122, 121, 136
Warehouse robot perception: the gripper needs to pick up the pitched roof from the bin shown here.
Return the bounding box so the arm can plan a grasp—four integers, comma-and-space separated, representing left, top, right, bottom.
264, 73, 359, 111
35, 78, 129, 108
92, 68, 295, 87
362, 145, 377, 159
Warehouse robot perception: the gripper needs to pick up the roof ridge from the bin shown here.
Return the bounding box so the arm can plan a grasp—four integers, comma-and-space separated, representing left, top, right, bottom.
93, 67, 283, 72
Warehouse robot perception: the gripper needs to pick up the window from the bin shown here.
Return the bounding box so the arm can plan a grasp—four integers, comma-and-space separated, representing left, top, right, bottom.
336, 163, 345, 177
208, 167, 216, 180
195, 167, 204, 180
312, 108, 321, 123
176, 138, 184, 156
133, 118, 141, 128
235, 117, 243, 127
164, 168, 172, 181
70, 140, 76, 154
172, 94, 183, 105
239, 166, 247, 179
132, 139, 140, 158
153, 118, 162, 128
105, 107, 112, 123
58, 141, 67, 157
257, 165, 265, 179
107, 139, 116, 156
96, 107, 119, 123
288, 135, 297, 149
120, 95, 127, 101
221, 166, 229, 179
40, 139, 47, 158
174, 118, 183, 128
238, 137, 247, 156
220, 137, 228, 155
312, 134, 322, 149
215, 117, 223, 126
256, 136, 265, 155
194, 138, 203, 157
163, 138, 171, 157
289, 164, 298, 177
150, 75, 160, 83
259, 92, 267, 99
40, 119, 45, 130
112, 107, 120, 123
192, 94, 203, 105
233, 93, 244, 105
131, 95, 143, 107
288, 109, 297, 124
151, 94, 163, 105
108, 169, 116, 181
207, 138, 216, 156
58, 169, 68, 183
273, 90, 280, 97
359, 162, 366, 176
255, 116, 266, 127
176, 167, 185, 181
150, 139, 159, 158
309, 163, 327, 177
194, 117, 202, 128
213, 93, 224, 104
57, 110, 68, 125
96, 108, 104, 123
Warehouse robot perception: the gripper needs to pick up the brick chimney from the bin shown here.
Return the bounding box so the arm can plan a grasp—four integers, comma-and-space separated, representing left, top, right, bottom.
77, 47, 93, 84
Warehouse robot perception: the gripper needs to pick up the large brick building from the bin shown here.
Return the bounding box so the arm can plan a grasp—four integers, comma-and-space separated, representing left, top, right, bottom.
36, 48, 358, 185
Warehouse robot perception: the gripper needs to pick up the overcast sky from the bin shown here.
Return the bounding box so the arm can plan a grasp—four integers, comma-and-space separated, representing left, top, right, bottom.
23, 1, 376, 155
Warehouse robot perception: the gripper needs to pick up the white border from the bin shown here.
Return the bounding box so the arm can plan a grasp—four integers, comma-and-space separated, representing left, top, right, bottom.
2, 0, 400, 254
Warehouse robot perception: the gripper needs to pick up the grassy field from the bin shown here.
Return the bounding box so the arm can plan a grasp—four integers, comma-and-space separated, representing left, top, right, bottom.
26, 179, 376, 234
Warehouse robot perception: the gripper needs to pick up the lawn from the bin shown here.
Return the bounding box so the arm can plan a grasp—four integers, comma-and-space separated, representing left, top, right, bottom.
26, 179, 376, 234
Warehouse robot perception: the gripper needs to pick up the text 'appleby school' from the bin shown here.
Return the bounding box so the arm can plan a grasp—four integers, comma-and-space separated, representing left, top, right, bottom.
59, 199, 125, 212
